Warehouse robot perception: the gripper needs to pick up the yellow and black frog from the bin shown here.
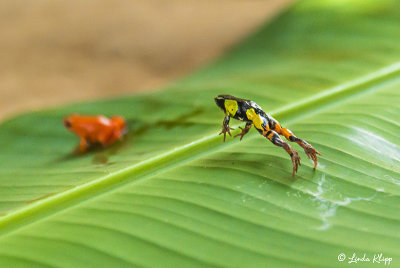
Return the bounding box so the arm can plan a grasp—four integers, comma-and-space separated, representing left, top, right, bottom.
215, 94, 321, 177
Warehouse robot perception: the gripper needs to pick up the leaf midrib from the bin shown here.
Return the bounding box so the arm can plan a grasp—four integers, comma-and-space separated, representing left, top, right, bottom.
0, 61, 399, 239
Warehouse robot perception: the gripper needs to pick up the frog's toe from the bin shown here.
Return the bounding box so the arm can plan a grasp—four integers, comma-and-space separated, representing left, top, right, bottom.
303, 145, 321, 169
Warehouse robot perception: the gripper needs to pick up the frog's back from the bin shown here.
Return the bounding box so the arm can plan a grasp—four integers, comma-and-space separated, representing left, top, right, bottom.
245, 99, 269, 118
218, 94, 270, 121
248, 100, 262, 111
219, 95, 250, 106
221, 95, 262, 110
247, 99, 279, 129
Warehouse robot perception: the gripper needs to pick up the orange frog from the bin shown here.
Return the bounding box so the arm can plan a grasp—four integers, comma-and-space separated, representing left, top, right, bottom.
63, 115, 126, 153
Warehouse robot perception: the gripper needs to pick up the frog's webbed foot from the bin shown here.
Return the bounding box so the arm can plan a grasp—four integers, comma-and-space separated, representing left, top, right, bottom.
219, 125, 234, 142
301, 142, 321, 169
234, 126, 247, 141
290, 149, 301, 178
234, 124, 252, 141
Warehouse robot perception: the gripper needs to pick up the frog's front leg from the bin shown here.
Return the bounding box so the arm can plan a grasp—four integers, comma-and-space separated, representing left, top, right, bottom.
77, 137, 89, 153
219, 114, 234, 142
234, 122, 252, 141
280, 127, 321, 168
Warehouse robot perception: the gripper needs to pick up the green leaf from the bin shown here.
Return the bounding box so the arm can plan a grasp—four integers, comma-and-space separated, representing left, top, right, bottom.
0, 0, 399, 266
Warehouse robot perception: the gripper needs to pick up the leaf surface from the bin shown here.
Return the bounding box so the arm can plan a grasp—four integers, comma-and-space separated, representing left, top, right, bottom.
0, 0, 399, 267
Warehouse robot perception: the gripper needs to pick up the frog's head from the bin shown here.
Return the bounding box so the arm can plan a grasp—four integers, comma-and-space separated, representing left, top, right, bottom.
63, 114, 78, 130
215, 95, 240, 117
214, 95, 228, 112
63, 114, 92, 137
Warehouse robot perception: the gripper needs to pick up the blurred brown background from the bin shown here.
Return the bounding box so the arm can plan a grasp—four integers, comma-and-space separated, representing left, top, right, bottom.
0, 0, 292, 121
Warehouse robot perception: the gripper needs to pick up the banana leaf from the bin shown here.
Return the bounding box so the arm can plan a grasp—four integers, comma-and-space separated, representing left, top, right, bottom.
0, 0, 399, 267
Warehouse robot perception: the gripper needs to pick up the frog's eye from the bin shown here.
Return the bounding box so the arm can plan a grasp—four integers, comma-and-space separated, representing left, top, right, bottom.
64, 120, 72, 128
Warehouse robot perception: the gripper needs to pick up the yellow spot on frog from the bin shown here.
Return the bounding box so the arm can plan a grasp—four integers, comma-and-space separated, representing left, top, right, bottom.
224, 99, 238, 116
246, 108, 264, 130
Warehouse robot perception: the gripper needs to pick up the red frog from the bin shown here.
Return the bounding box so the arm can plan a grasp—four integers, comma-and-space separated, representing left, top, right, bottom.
63, 115, 126, 153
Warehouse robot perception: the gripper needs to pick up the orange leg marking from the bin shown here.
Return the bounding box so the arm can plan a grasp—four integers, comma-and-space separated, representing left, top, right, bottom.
279, 126, 321, 169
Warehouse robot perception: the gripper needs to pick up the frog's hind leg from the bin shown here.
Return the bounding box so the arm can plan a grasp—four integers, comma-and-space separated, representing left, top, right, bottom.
98, 130, 119, 147
260, 129, 301, 178
277, 125, 321, 169
234, 122, 252, 141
